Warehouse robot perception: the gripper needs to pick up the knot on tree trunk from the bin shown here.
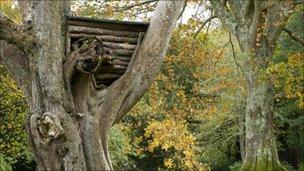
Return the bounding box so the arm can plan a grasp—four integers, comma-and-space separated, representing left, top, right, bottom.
37, 112, 64, 144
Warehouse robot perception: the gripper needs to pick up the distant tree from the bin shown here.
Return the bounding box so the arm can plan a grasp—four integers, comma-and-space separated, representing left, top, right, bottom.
210, 0, 301, 170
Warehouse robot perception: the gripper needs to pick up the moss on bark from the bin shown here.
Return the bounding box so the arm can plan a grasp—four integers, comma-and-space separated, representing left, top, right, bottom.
241, 158, 287, 171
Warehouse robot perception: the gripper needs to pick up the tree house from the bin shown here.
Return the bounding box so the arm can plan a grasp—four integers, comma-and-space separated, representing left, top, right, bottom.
66, 16, 149, 89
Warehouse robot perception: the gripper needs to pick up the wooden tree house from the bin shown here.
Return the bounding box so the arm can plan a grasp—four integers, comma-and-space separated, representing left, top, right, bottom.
66, 16, 149, 89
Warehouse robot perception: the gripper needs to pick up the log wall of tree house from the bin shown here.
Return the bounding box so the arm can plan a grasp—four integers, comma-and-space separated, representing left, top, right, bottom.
66, 16, 149, 89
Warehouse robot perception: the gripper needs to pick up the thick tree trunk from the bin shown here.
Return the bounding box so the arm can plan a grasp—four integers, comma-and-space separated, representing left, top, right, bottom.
24, 1, 87, 170
239, 34, 286, 171
241, 61, 285, 170
1, 1, 185, 170
210, 1, 295, 170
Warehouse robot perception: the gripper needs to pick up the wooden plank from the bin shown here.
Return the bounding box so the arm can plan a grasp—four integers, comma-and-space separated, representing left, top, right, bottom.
112, 64, 127, 70
69, 33, 138, 44
102, 42, 136, 50
114, 59, 129, 66
115, 56, 131, 62
103, 47, 134, 56
99, 67, 126, 74
95, 73, 122, 80
67, 16, 149, 32
69, 26, 139, 38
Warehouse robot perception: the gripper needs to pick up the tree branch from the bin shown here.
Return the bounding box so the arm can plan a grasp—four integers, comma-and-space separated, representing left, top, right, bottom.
249, 0, 262, 47
194, 15, 217, 39
0, 41, 31, 99
0, 12, 35, 53
242, 0, 254, 19
228, 31, 245, 77
178, 0, 188, 20
114, 0, 158, 12
264, 1, 296, 46
294, 0, 304, 6
0, 11, 34, 99
283, 28, 304, 47
17, 0, 33, 23
210, 0, 239, 35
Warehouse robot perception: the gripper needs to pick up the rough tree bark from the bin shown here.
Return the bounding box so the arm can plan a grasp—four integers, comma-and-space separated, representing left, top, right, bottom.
0, 1, 185, 170
210, 0, 298, 170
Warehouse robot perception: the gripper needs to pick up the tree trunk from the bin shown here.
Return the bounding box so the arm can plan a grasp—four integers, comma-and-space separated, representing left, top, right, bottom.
239, 28, 287, 170
24, 1, 87, 170
210, 1, 296, 170
238, 99, 245, 162
0, 1, 185, 170
241, 56, 285, 170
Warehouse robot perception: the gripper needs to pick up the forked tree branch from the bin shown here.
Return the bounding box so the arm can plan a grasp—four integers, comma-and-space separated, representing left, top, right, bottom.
264, 1, 296, 46
178, 0, 188, 19
0, 41, 31, 98
194, 15, 217, 39
95, 1, 186, 126
283, 28, 304, 47
114, 0, 158, 12
210, 0, 239, 35
0, 12, 35, 53
0, 12, 33, 97
17, 0, 33, 22
249, 0, 262, 48
228, 31, 245, 77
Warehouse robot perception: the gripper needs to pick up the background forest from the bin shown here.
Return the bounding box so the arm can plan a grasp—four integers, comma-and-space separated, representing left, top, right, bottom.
0, 0, 303, 170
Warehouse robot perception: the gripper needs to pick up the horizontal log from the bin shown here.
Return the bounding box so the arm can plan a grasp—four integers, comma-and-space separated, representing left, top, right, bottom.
100, 65, 127, 73
115, 56, 131, 62
94, 73, 122, 80
69, 33, 138, 44
102, 42, 136, 50
69, 26, 139, 38
114, 59, 129, 66
110, 70, 126, 74
103, 47, 134, 56
112, 64, 127, 70
67, 17, 149, 32
99, 69, 126, 74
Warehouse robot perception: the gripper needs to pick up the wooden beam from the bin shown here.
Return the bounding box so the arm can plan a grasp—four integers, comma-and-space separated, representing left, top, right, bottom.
99, 65, 127, 73
69, 33, 138, 44
69, 26, 139, 38
115, 56, 131, 62
95, 73, 122, 80
102, 42, 136, 50
103, 47, 134, 56
114, 59, 129, 66
67, 16, 149, 32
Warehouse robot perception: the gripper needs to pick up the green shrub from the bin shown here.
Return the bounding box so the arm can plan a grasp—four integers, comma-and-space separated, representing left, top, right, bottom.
109, 124, 136, 170
0, 66, 35, 170
297, 162, 304, 171
0, 154, 12, 171
229, 162, 242, 171
281, 162, 295, 171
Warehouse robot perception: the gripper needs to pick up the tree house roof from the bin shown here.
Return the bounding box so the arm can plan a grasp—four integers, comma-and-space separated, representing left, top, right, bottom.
67, 16, 149, 32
